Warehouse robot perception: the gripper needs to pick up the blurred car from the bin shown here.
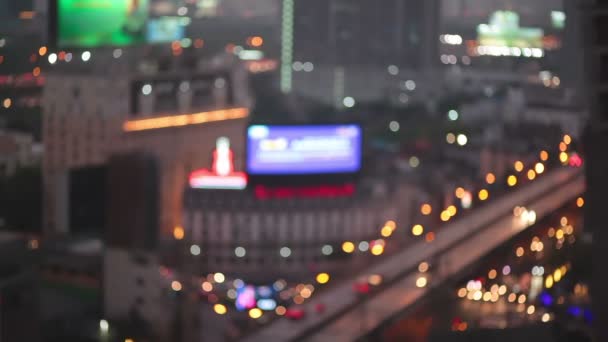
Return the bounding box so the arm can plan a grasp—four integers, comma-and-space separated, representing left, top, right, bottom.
285, 308, 306, 320
353, 281, 371, 295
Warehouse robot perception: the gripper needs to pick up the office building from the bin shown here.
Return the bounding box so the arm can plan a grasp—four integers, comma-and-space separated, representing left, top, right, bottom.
42, 54, 251, 236
281, 0, 440, 106
582, 0, 608, 341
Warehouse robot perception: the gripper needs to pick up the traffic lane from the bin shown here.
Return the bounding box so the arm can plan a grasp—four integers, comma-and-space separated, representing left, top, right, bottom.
241, 168, 582, 342
303, 175, 584, 341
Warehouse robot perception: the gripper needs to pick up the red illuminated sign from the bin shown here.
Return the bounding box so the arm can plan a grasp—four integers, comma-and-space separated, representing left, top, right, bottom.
189, 137, 247, 190
254, 184, 355, 199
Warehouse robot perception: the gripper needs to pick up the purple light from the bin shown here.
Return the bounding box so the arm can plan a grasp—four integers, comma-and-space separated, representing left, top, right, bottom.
247, 125, 362, 175
584, 309, 593, 323
235, 285, 256, 311
540, 292, 553, 307
567, 306, 582, 317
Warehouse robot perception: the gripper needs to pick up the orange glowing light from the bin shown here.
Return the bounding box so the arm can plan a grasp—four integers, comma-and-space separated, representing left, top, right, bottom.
559, 142, 567, 152
527, 169, 536, 180
455, 187, 465, 199
576, 197, 584, 208
514, 161, 524, 172
486, 173, 496, 184
421, 204, 432, 215
19, 11, 35, 19
123, 108, 249, 132
38, 46, 47, 56
250, 36, 264, 47
173, 226, 185, 240
425, 232, 436, 242
563, 134, 572, 145
32, 67, 40, 77
540, 150, 549, 161
385, 220, 396, 229
381, 225, 393, 237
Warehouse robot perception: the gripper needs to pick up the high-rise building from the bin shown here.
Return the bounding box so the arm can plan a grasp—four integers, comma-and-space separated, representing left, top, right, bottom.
41, 53, 252, 339
281, 0, 440, 106
42, 54, 251, 237
583, 1, 608, 341
292, 0, 437, 68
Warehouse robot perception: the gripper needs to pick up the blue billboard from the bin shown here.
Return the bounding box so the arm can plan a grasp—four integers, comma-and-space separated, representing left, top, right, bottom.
247, 124, 362, 175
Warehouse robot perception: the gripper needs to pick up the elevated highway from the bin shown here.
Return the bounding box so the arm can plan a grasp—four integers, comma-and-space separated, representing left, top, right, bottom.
243, 168, 584, 342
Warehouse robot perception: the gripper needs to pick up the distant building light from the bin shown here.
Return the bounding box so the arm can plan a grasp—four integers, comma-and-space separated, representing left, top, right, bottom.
238, 49, 264, 61
457, 134, 468, 146
214, 272, 225, 283
81, 51, 91, 62
249, 36, 264, 47
446, 133, 456, 144
214, 78, 226, 89
302, 62, 314, 72
99, 319, 109, 333
448, 110, 459, 121
440, 34, 463, 45
343, 97, 355, 108
389, 121, 400, 132
190, 245, 201, 256
409, 156, 420, 168
19, 11, 35, 20
141, 84, 152, 96
387, 65, 399, 75
235, 246, 246, 257
280, 247, 292, 258
171, 280, 182, 291
48, 53, 57, 64
113, 49, 123, 59
123, 108, 249, 132
477, 45, 544, 58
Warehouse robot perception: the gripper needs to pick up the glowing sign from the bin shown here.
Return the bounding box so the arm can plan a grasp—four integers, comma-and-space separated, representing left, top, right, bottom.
55, 0, 187, 48
247, 125, 362, 175
476, 11, 545, 58
189, 137, 248, 190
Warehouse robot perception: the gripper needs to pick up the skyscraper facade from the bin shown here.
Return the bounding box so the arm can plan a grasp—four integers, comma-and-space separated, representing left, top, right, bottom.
583, 0, 608, 341
281, 0, 440, 105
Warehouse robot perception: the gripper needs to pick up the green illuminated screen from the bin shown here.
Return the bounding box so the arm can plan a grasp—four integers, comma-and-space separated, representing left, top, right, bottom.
477, 11, 544, 49
57, 0, 185, 48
